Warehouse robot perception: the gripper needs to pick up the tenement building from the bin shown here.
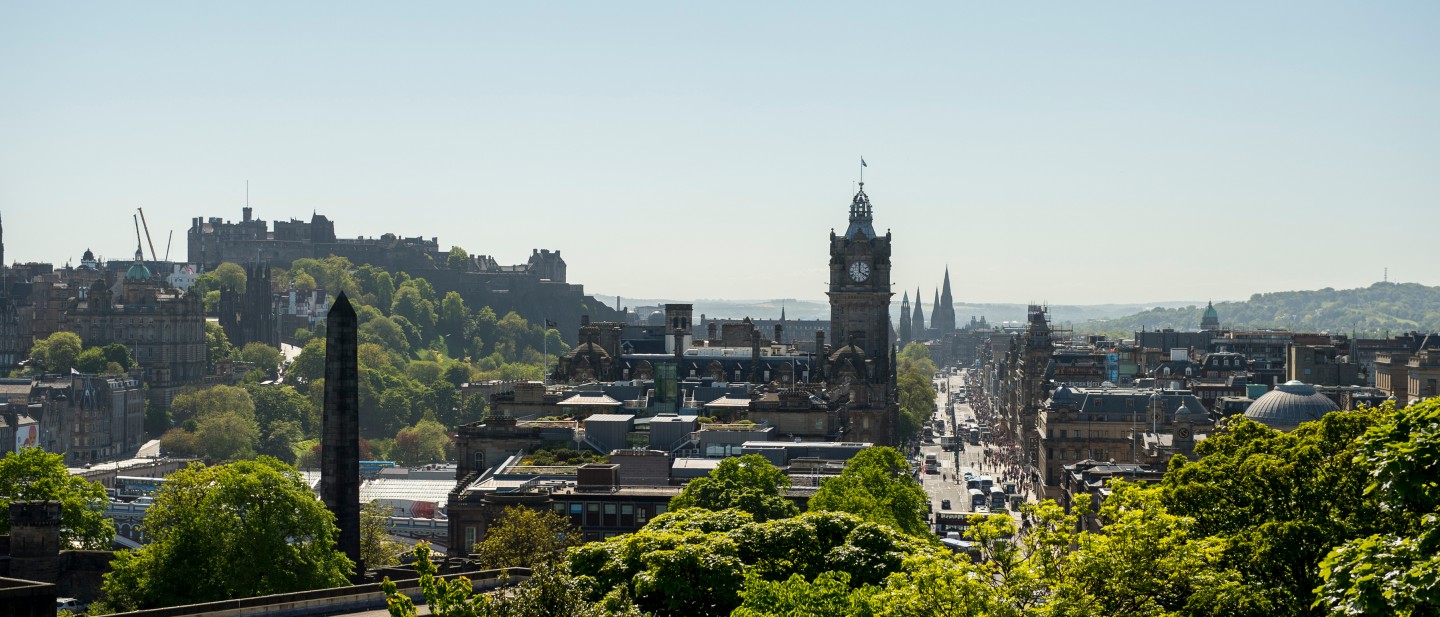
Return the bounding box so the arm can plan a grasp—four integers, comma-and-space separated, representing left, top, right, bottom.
62, 249, 206, 407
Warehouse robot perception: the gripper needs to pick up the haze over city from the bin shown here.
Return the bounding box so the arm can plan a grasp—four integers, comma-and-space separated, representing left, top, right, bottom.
3, 2, 1437, 304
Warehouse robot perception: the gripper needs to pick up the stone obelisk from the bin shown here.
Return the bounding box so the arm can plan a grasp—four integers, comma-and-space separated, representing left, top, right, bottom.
320, 291, 362, 573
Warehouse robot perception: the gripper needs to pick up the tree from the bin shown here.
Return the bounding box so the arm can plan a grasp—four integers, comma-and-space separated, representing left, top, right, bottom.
438, 292, 468, 357
669, 454, 797, 522
473, 505, 580, 569
169, 384, 255, 426
362, 500, 403, 568
28, 331, 82, 374
1317, 398, 1440, 615
99, 457, 352, 611
446, 246, 470, 271
246, 383, 316, 438
288, 338, 326, 386
236, 342, 282, 373
0, 448, 114, 548
195, 411, 259, 462
809, 446, 931, 537
382, 542, 633, 617
1160, 410, 1386, 615
204, 321, 233, 370
75, 347, 109, 374
159, 428, 201, 457
392, 419, 451, 466
210, 262, 247, 291
100, 342, 134, 371
360, 316, 411, 355
391, 283, 437, 343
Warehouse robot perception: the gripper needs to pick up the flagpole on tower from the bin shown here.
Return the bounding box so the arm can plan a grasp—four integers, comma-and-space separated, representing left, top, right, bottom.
860, 156, 866, 184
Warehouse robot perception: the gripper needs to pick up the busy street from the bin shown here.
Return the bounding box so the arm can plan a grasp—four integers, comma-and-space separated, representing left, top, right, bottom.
917, 367, 1037, 539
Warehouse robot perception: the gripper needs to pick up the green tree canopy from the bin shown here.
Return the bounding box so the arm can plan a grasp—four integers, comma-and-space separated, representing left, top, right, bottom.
392, 419, 451, 466
0, 448, 114, 548
28, 331, 82, 374
809, 447, 930, 537
170, 384, 255, 426
446, 246, 470, 270
99, 458, 352, 611
669, 454, 797, 522
236, 342, 282, 373
472, 505, 580, 570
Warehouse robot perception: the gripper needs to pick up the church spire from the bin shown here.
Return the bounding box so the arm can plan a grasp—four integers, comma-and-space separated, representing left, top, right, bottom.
912, 287, 925, 335
899, 292, 912, 346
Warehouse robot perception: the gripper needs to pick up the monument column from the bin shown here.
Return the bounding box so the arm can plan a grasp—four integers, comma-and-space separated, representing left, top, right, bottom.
321, 292, 362, 573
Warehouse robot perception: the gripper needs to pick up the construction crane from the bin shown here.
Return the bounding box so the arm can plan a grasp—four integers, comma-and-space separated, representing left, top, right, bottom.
164, 230, 173, 261
136, 208, 159, 262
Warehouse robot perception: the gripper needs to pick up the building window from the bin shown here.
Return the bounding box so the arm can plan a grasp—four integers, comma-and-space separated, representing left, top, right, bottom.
604, 504, 616, 515
569, 503, 582, 515
1060, 430, 1068, 438
655, 505, 667, 515
465, 526, 476, 547
587, 503, 599, 513
621, 505, 633, 515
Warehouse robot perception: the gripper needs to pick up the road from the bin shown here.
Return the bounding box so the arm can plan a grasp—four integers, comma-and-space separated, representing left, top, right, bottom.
918, 370, 1031, 532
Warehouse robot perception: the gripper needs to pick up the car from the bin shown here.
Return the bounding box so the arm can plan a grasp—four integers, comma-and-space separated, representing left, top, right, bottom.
134, 496, 154, 506
57, 597, 86, 613
941, 499, 952, 510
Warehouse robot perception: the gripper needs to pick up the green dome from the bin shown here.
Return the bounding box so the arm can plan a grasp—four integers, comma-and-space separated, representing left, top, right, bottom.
125, 262, 152, 281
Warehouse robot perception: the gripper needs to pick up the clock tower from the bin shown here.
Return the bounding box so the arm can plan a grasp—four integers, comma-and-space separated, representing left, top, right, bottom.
827, 182, 893, 385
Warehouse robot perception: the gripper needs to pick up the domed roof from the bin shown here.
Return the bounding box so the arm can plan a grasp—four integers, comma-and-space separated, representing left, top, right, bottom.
1243, 380, 1338, 429
125, 262, 152, 281
124, 247, 151, 282
829, 344, 865, 361
568, 342, 609, 358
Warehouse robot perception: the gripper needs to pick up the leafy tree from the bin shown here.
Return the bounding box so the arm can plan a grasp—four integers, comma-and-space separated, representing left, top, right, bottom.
203, 321, 233, 370
236, 342, 282, 373
1317, 398, 1440, 615
246, 383, 316, 438
170, 384, 255, 426
159, 428, 201, 457
144, 402, 172, 438
195, 411, 259, 462
101, 458, 352, 611
74, 347, 110, 374
360, 316, 411, 355
28, 331, 82, 374
732, 571, 867, 617
210, 262, 247, 291
446, 246, 470, 270
669, 454, 797, 522
382, 542, 633, 617
391, 283, 437, 342
472, 505, 581, 569
100, 342, 134, 371
361, 500, 404, 568
895, 343, 937, 439
438, 292, 468, 356
288, 338, 326, 386
392, 419, 451, 465
809, 446, 930, 537
0, 448, 114, 548
1160, 411, 1386, 615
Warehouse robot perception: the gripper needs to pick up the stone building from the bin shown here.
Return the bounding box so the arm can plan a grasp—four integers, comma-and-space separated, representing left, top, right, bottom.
217, 262, 279, 349
1035, 386, 1209, 490
28, 375, 145, 465
188, 208, 620, 344
61, 250, 205, 408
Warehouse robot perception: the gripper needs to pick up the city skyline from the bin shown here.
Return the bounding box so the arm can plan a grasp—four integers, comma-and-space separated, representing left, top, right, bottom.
2, 2, 1437, 304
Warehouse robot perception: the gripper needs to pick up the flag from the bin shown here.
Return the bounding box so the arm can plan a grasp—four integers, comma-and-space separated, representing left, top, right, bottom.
861, 157, 867, 167
71, 367, 80, 375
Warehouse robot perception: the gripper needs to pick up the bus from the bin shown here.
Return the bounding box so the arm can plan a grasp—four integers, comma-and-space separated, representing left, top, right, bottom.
968, 427, 980, 445
989, 487, 1008, 510
968, 488, 987, 510
115, 476, 166, 497
979, 475, 994, 492
924, 453, 939, 474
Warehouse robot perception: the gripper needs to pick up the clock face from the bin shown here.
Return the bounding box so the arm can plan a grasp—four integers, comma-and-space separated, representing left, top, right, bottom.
848, 261, 870, 282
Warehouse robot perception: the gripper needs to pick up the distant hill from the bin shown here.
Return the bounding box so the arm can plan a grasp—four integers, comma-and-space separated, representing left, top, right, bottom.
1078, 282, 1440, 336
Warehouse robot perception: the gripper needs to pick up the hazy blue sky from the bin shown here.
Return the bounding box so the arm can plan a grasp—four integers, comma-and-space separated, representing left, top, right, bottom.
2, 2, 1436, 305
